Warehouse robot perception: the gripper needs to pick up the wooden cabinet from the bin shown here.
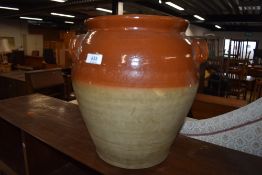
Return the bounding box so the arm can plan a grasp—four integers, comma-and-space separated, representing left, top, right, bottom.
0, 119, 26, 175
44, 40, 72, 68
0, 71, 27, 99
0, 118, 95, 175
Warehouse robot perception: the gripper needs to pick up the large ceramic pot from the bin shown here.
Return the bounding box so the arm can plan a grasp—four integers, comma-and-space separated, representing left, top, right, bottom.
72, 15, 208, 169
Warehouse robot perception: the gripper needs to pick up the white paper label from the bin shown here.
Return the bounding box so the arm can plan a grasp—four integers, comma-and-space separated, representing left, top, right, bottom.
86, 53, 103, 65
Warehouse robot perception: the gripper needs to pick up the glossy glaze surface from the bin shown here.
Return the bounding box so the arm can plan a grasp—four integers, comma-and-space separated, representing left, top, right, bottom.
68, 35, 78, 59
72, 15, 207, 88
69, 34, 87, 62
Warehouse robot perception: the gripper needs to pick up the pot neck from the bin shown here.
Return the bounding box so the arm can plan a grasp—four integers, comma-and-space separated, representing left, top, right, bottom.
85, 15, 189, 32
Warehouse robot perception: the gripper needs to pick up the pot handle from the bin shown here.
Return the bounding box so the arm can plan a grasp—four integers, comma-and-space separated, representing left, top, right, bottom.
192, 39, 209, 64
69, 37, 79, 63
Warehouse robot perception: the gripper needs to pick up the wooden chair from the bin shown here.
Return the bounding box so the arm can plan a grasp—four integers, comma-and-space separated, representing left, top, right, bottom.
205, 57, 227, 96
250, 78, 262, 101
226, 68, 247, 100
25, 68, 65, 99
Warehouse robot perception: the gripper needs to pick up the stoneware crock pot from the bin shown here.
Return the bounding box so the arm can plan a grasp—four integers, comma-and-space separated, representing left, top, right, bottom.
72, 14, 208, 169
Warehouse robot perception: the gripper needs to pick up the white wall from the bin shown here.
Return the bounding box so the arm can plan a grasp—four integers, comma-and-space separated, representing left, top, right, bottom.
25, 34, 44, 57
185, 24, 211, 36
0, 19, 28, 49
0, 19, 45, 56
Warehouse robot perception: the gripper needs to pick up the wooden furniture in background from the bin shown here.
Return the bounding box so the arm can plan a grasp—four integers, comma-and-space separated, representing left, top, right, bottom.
61, 68, 75, 101
0, 63, 12, 73
31, 50, 40, 57
0, 70, 27, 100
44, 41, 63, 66
250, 78, 262, 101
25, 68, 65, 99
226, 68, 247, 100
253, 49, 262, 65
14, 55, 59, 70
0, 94, 261, 175
191, 93, 247, 119
44, 40, 72, 68
248, 65, 262, 78
23, 56, 45, 69
0, 68, 73, 100
205, 57, 227, 96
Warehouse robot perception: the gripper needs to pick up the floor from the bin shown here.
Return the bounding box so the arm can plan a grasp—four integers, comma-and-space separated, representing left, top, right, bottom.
0, 161, 17, 175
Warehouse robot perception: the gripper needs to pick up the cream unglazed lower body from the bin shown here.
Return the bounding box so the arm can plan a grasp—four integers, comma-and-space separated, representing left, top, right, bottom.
73, 82, 198, 169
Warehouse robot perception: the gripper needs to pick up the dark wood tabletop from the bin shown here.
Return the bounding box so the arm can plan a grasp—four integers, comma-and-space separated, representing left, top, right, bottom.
0, 70, 26, 82
0, 94, 262, 175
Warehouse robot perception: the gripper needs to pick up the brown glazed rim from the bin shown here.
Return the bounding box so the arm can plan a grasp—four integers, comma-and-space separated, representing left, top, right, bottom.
85, 14, 189, 32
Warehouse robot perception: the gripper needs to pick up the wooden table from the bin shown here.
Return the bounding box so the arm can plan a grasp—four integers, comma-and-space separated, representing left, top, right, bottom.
0, 94, 262, 175
190, 93, 247, 119
0, 70, 26, 81
248, 65, 262, 78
